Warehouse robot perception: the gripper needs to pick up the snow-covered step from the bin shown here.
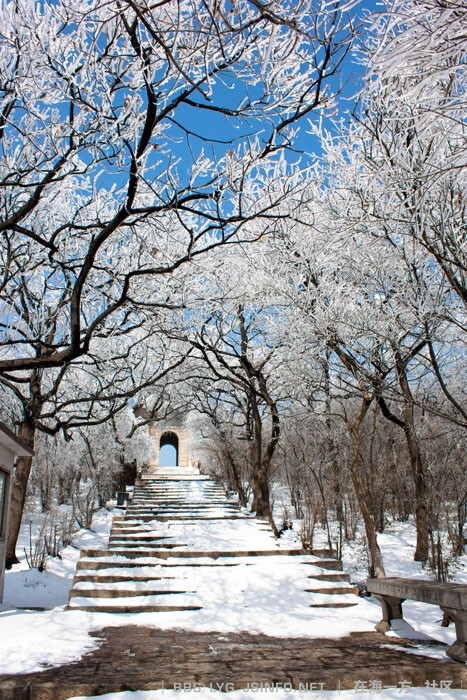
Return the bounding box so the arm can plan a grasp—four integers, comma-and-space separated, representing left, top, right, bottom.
73, 572, 177, 583
305, 579, 359, 595
139, 476, 211, 482
69, 465, 357, 613
131, 500, 227, 505
76, 558, 252, 570
307, 572, 352, 582
130, 500, 234, 506
136, 484, 223, 489
109, 532, 174, 547
136, 487, 225, 492
124, 502, 236, 508
108, 529, 171, 536
141, 498, 228, 502
123, 511, 241, 518
69, 587, 195, 599
107, 542, 187, 549
67, 593, 202, 612
70, 579, 196, 596
79, 548, 307, 559
122, 509, 242, 516
302, 559, 344, 571
307, 592, 359, 608
123, 514, 249, 522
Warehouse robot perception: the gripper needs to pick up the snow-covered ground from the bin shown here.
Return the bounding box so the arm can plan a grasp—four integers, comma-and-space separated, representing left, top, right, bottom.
3, 507, 114, 609
273, 490, 467, 658
146, 515, 280, 551
0, 494, 466, 695
68, 688, 467, 700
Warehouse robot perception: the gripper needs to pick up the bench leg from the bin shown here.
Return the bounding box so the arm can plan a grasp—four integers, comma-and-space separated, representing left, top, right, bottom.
374, 595, 405, 633
441, 607, 467, 663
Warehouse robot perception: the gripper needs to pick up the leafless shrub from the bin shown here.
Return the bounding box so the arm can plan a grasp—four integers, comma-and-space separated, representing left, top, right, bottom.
72, 483, 98, 530
300, 511, 316, 551
23, 521, 47, 572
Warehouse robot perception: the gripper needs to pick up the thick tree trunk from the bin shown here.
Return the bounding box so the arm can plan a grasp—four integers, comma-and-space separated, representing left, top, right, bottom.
249, 415, 273, 523
252, 465, 279, 537
349, 397, 386, 579
227, 456, 248, 507
248, 386, 280, 536
249, 399, 263, 515
455, 495, 466, 557
6, 417, 36, 568
395, 353, 429, 564
403, 423, 429, 562
323, 352, 345, 534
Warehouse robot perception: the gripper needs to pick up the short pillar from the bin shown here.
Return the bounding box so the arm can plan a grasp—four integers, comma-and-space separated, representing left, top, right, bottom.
374, 594, 405, 633
116, 492, 129, 507
441, 607, 467, 663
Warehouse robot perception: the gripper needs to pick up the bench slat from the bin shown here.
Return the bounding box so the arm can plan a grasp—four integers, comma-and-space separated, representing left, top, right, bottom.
367, 577, 467, 611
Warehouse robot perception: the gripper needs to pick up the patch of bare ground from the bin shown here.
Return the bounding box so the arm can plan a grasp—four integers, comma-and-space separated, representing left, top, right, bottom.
0, 626, 466, 699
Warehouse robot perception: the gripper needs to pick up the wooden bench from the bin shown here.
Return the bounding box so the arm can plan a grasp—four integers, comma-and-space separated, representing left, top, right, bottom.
367, 577, 467, 663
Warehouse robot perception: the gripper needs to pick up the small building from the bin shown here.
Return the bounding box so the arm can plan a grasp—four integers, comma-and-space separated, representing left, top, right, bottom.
148, 414, 192, 470
0, 422, 34, 603
133, 407, 192, 470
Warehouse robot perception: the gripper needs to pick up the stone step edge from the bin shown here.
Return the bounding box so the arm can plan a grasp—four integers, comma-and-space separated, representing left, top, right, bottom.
66, 603, 203, 612
108, 540, 187, 546
137, 477, 211, 482
309, 601, 359, 608
73, 574, 179, 583
124, 509, 238, 513
76, 560, 249, 570
108, 533, 173, 538
305, 586, 359, 596
124, 504, 238, 509
78, 548, 311, 559
72, 571, 349, 584
69, 588, 196, 599
129, 498, 231, 502
119, 515, 252, 522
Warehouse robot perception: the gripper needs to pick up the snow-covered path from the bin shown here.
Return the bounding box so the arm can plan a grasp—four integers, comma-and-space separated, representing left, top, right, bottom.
68, 466, 358, 613
0, 470, 464, 684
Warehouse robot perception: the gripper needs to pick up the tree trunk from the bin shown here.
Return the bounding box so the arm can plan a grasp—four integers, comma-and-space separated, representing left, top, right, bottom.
252, 464, 279, 536
226, 455, 248, 507
248, 397, 263, 515
403, 421, 429, 562
455, 495, 466, 557
248, 388, 280, 536
395, 351, 430, 563
349, 397, 386, 579
323, 351, 345, 536
6, 417, 36, 568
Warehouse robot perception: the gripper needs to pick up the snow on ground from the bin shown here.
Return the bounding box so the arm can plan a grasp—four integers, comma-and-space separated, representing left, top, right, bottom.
67, 689, 467, 700
0, 505, 115, 673
3, 507, 114, 609
68, 550, 368, 621
0, 492, 466, 682
342, 523, 467, 650
147, 517, 280, 551
272, 487, 467, 651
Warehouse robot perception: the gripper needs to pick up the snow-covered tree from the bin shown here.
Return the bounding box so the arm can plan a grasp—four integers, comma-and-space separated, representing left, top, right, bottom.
358, 0, 467, 305
0, 0, 354, 373
1, 0, 356, 565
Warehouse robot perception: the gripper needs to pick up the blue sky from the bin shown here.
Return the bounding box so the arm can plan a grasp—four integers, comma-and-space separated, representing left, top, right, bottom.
146, 0, 385, 179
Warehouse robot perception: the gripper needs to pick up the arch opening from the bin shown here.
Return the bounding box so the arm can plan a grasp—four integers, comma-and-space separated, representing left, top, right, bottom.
159, 431, 179, 466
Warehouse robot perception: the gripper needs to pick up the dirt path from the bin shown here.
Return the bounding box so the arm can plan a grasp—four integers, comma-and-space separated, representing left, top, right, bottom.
1, 626, 466, 699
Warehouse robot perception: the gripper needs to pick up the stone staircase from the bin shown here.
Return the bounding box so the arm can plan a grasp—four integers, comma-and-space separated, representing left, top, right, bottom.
68, 466, 358, 613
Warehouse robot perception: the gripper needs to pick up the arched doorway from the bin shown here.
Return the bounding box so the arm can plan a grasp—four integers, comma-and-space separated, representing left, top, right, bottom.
159, 431, 179, 467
